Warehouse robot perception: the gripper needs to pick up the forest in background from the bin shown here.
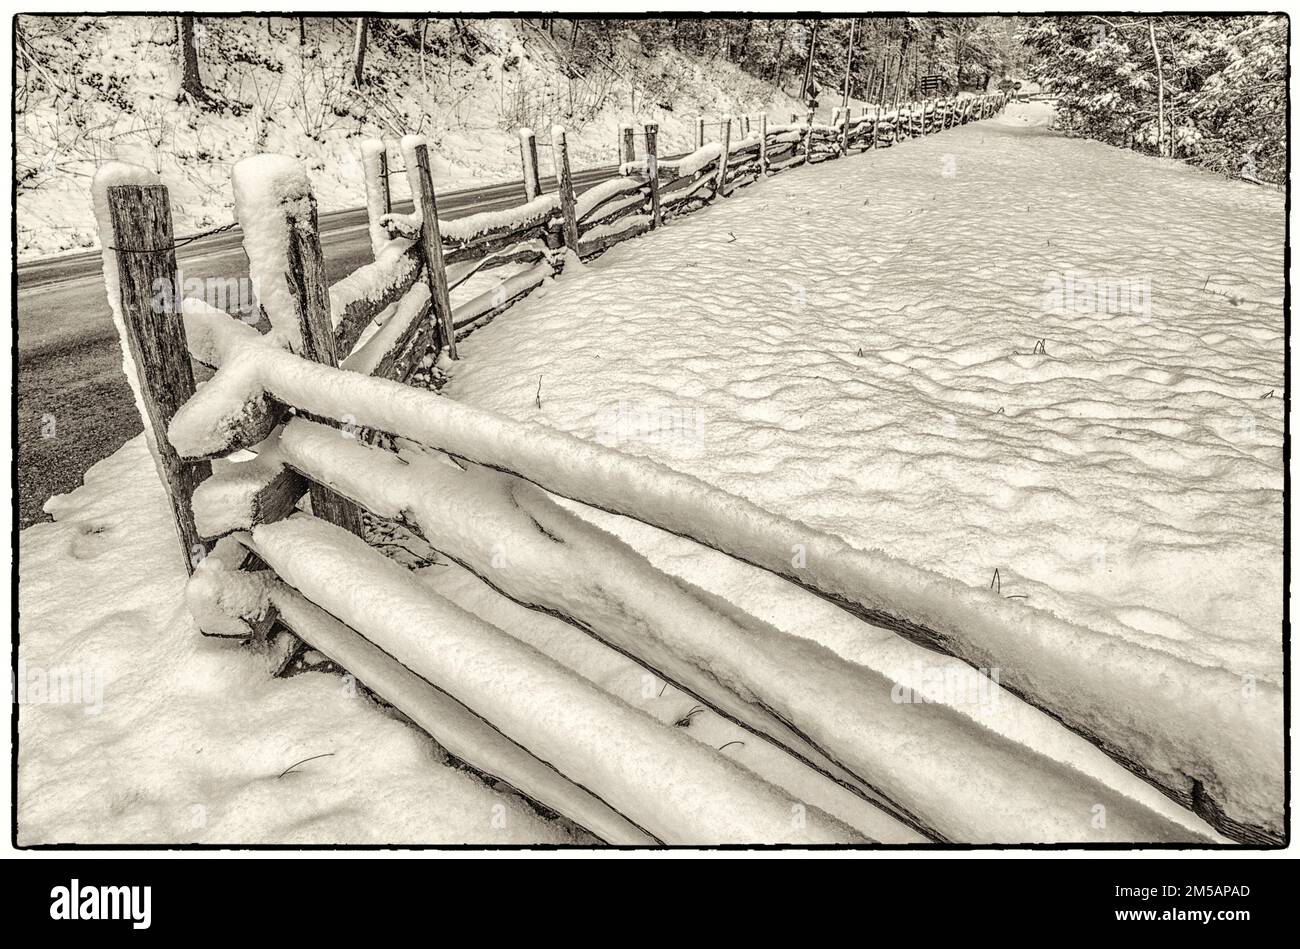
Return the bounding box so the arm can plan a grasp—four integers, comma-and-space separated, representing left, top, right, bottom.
1023, 15, 1287, 183
14, 14, 1287, 226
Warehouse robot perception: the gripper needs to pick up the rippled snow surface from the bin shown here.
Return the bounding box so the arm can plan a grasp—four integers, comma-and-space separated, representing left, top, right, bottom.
448, 103, 1284, 686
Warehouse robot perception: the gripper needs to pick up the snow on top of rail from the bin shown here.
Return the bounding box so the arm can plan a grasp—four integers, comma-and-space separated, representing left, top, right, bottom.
621, 141, 723, 179
342, 279, 431, 376
439, 192, 560, 244
251, 511, 862, 845
166, 338, 1284, 837
328, 237, 418, 329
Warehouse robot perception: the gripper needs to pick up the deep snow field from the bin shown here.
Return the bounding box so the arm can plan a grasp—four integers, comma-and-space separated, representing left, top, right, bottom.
449, 103, 1285, 689
17, 16, 802, 260
17, 102, 1284, 844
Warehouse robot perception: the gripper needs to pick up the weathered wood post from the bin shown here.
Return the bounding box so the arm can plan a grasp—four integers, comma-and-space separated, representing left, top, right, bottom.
408, 141, 458, 360
518, 127, 542, 201
644, 122, 662, 230
872, 101, 881, 149
695, 115, 705, 150
378, 149, 392, 214
758, 113, 768, 174
715, 114, 732, 199
839, 107, 851, 156
283, 193, 369, 538
552, 125, 581, 254
620, 124, 636, 164
105, 183, 213, 573
803, 109, 815, 163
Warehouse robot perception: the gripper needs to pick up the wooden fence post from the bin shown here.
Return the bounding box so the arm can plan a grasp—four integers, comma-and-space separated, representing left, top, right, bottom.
552, 126, 580, 254
758, 113, 768, 174
105, 184, 212, 574
644, 122, 661, 229
378, 148, 392, 214
839, 107, 851, 156
872, 101, 881, 149
283, 193, 368, 538
695, 115, 705, 150
620, 124, 636, 164
715, 114, 732, 198
803, 109, 814, 163
408, 142, 459, 360
518, 127, 542, 201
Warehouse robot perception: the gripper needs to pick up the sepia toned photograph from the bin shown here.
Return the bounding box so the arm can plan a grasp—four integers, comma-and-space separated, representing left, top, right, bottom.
9, 5, 1288, 876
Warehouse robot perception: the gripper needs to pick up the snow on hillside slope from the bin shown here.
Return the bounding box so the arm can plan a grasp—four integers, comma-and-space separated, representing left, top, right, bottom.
443, 103, 1284, 831
17, 436, 586, 845
17, 16, 802, 259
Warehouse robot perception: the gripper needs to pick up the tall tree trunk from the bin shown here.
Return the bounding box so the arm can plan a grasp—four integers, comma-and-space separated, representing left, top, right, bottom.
1147, 17, 1166, 157
736, 20, 753, 62
177, 16, 206, 101
799, 19, 819, 101
841, 18, 856, 106
298, 17, 306, 46
352, 17, 367, 87
772, 26, 787, 82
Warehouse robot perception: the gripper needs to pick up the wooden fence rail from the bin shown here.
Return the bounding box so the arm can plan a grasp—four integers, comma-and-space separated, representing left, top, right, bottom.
102, 93, 1213, 849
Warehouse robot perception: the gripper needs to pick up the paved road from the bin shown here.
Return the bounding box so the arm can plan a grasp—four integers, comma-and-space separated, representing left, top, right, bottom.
16, 162, 638, 528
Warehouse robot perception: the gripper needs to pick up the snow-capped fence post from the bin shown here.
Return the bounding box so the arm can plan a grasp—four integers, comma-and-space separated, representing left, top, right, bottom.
104, 182, 213, 574
360, 140, 393, 258
406, 139, 459, 361
758, 113, 768, 174
644, 122, 661, 229
518, 127, 542, 202
715, 115, 732, 199
694, 116, 705, 150
552, 126, 581, 254
619, 124, 636, 164
283, 194, 369, 538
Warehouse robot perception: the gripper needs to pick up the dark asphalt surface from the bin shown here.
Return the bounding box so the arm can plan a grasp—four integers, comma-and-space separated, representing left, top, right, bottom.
16, 162, 637, 528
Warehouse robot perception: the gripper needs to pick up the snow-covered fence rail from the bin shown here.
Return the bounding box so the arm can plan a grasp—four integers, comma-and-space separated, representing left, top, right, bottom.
147, 307, 1266, 846
93, 91, 1283, 847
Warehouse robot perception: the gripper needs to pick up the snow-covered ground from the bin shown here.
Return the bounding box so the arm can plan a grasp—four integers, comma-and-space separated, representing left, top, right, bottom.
18, 102, 1283, 844
17, 437, 589, 845
448, 102, 1284, 690
17, 16, 802, 259
442, 102, 1284, 835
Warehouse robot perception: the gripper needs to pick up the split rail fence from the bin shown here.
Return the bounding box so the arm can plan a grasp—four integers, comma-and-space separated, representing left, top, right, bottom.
93, 92, 1275, 846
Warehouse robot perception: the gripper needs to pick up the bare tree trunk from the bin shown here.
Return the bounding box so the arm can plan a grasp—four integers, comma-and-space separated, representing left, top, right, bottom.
298, 17, 306, 46
177, 16, 206, 101
841, 18, 857, 106
352, 17, 368, 87
736, 20, 753, 62
1148, 17, 1166, 157
772, 26, 786, 82
799, 19, 819, 101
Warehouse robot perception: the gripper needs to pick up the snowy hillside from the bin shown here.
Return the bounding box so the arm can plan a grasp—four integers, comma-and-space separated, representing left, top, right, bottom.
16, 15, 803, 260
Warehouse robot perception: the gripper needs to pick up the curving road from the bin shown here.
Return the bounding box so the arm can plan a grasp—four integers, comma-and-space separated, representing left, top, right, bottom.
16, 162, 638, 528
